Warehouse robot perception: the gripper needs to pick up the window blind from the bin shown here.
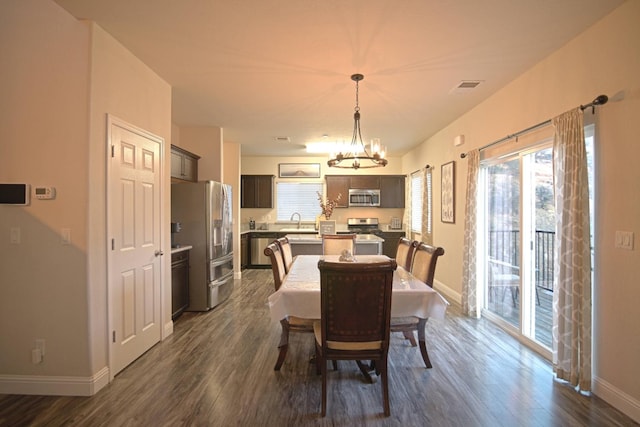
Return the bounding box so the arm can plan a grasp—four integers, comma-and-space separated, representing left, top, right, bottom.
411, 172, 422, 233
277, 182, 323, 221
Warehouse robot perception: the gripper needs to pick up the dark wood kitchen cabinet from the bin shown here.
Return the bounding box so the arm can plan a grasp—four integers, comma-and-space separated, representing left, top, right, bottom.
171, 249, 190, 320
240, 233, 249, 269
379, 231, 406, 258
349, 175, 380, 189
325, 175, 349, 207
170, 145, 200, 182
241, 175, 274, 208
326, 174, 405, 208
379, 175, 405, 208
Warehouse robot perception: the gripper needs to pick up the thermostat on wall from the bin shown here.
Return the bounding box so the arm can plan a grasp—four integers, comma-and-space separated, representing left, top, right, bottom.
34, 186, 56, 200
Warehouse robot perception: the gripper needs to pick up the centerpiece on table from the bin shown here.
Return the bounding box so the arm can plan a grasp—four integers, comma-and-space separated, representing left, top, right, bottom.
316, 192, 342, 220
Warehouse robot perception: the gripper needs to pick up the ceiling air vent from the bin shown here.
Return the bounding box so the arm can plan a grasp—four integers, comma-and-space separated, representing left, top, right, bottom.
275, 136, 291, 143
450, 80, 483, 94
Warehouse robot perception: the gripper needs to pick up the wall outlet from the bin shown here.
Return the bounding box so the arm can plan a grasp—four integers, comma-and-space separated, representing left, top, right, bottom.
10, 227, 21, 244
32, 348, 42, 364
32, 339, 45, 364
35, 339, 45, 356
31, 338, 45, 365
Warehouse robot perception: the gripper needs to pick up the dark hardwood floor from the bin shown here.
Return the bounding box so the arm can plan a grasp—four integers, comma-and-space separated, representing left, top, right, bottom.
1, 269, 637, 426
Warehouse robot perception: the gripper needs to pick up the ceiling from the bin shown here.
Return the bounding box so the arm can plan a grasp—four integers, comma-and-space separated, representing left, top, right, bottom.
54, 0, 623, 158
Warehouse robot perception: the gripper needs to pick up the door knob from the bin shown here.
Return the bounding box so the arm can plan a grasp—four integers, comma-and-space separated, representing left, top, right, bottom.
155, 250, 164, 257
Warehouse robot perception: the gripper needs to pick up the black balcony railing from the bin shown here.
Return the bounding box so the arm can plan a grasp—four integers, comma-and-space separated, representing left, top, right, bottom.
488, 230, 555, 292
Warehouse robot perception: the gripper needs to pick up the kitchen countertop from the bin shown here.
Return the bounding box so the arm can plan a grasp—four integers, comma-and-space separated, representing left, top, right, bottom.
285, 233, 384, 243
171, 245, 193, 254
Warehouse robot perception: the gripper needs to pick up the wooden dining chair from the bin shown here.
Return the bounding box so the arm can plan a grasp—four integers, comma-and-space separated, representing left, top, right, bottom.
321, 233, 356, 255
264, 241, 314, 370
315, 258, 397, 417
275, 236, 294, 274
390, 242, 445, 368
395, 237, 418, 271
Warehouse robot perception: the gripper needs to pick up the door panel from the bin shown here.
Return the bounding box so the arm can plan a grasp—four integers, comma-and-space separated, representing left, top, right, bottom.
108, 117, 163, 376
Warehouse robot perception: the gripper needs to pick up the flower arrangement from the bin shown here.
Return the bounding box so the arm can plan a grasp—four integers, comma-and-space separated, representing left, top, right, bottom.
317, 192, 342, 219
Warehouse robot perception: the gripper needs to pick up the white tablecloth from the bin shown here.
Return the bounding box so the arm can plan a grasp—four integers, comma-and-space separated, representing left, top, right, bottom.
268, 255, 449, 322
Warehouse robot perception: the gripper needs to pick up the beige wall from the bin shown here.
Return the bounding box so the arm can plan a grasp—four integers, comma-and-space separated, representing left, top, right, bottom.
88, 23, 172, 378
0, 0, 172, 395
178, 126, 223, 182
401, 2, 640, 421
0, 0, 92, 380
223, 141, 242, 275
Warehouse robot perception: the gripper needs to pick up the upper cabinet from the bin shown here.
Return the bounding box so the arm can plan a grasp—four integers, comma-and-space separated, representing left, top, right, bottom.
379, 175, 405, 208
325, 175, 405, 208
171, 145, 200, 182
349, 175, 380, 189
325, 176, 350, 208
241, 175, 274, 208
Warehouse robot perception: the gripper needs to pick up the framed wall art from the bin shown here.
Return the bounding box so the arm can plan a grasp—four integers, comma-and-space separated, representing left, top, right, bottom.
278, 163, 321, 178
441, 161, 455, 223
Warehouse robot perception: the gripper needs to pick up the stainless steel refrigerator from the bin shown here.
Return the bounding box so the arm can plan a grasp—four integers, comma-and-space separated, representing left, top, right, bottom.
171, 181, 234, 311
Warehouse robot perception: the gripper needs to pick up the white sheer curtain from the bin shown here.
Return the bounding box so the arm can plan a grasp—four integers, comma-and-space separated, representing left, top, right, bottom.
461, 150, 480, 317
552, 108, 592, 391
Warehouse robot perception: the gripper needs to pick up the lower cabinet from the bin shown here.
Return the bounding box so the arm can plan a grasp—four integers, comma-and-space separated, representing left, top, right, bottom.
378, 231, 406, 258
241, 233, 249, 269
171, 250, 190, 320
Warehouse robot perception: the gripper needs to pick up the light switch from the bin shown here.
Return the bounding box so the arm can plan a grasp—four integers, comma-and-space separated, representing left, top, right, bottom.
615, 231, 634, 250
10, 227, 21, 244
61, 228, 71, 245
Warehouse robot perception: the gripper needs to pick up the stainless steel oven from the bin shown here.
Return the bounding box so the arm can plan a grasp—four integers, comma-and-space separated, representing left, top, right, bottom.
348, 189, 380, 207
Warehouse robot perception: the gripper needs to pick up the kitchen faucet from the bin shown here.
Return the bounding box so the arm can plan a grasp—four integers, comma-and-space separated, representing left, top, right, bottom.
290, 212, 301, 229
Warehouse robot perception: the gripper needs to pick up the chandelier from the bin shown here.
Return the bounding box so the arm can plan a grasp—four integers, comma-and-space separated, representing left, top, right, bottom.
327, 74, 388, 169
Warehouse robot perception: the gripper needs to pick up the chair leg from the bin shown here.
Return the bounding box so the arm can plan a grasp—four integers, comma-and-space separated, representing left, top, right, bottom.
380, 356, 390, 417
274, 319, 290, 371
320, 354, 327, 417
417, 318, 433, 369
274, 344, 288, 371
402, 330, 417, 347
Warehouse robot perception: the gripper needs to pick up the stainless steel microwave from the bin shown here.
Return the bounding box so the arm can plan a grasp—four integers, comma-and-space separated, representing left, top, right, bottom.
348, 189, 380, 207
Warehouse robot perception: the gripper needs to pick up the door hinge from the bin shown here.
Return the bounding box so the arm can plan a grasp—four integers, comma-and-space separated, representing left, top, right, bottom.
112, 330, 116, 343
111, 238, 115, 250
111, 145, 115, 158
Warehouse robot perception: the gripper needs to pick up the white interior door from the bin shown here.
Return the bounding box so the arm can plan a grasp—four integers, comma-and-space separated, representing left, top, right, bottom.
107, 116, 163, 376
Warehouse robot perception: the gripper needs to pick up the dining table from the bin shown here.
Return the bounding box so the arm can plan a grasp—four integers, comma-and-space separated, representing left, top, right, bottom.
267, 254, 450, 372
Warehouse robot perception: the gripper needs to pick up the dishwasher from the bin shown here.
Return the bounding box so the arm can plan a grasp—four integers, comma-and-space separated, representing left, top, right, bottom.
250, 233, 277, 267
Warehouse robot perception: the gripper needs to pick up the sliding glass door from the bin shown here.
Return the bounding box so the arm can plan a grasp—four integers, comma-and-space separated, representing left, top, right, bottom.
481, 143, 555, 352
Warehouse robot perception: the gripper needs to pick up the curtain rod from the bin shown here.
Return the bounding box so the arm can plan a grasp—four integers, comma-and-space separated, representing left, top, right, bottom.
460, 94, 608, 159
410, 164, 431, 175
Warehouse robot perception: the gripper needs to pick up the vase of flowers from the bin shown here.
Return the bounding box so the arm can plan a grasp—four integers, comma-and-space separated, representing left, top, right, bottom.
317, 192, 342, 220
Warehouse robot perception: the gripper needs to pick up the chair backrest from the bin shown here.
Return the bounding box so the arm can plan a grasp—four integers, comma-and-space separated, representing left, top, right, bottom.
276, 236, 294, 274
322, 234, 357, 255
317, 259, 397, 351
409, 242, 445, 287
395, 237, 417, 271
264, 241, 286, 291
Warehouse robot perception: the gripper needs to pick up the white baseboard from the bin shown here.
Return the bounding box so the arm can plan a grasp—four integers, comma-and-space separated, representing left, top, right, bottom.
433, 279, 461, 306
163, 319, 174, 339
593, 375, 640, 423
0, 366, 110, 397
